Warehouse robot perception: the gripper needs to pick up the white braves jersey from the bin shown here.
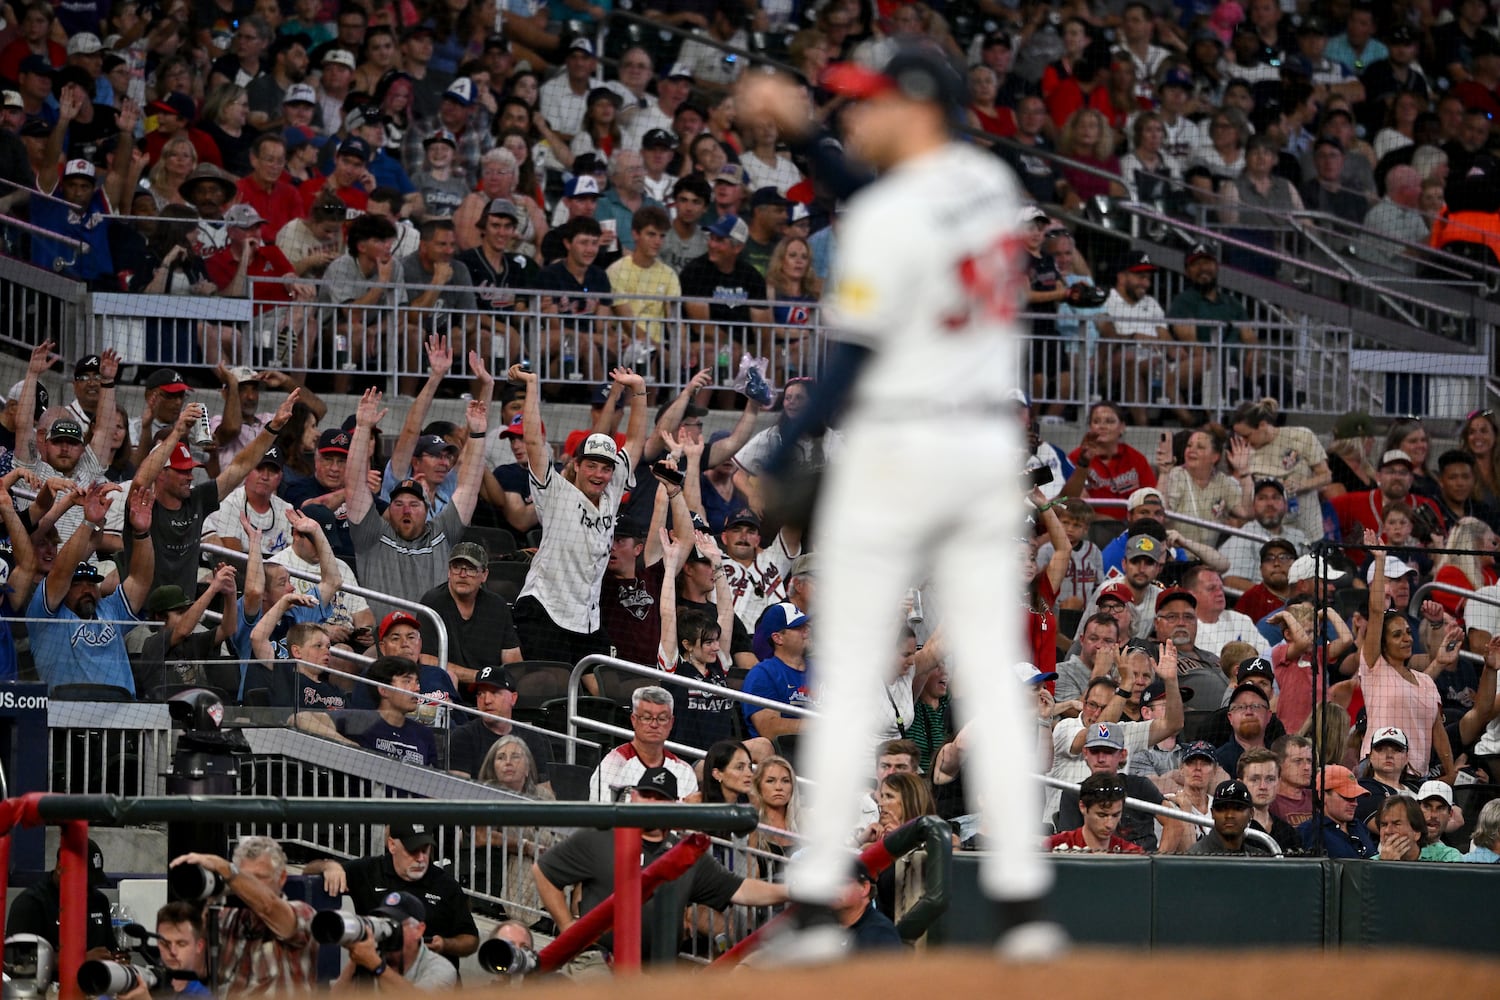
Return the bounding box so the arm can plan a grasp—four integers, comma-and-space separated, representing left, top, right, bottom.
827, 143, 1028, 410
722, 532, 800, 633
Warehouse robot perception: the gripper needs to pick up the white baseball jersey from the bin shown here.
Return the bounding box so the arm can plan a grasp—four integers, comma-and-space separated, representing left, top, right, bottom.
826, 142, 1029, 410
518, 455, 634, 634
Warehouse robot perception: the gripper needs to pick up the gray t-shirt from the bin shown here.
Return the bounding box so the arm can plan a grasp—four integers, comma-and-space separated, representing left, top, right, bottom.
349, 500, 465, 623
412, 171, 469, 219
320, 253, 407, 306
399, 253, 477, 337
661, 228, 707, 273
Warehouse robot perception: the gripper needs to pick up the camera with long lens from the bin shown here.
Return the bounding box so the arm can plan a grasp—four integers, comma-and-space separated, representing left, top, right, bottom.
76, 961, 160, 997
310, 911, 401, 951
167, 863, 227, 902
4, 934, 56, 999
477, 938, 539, 977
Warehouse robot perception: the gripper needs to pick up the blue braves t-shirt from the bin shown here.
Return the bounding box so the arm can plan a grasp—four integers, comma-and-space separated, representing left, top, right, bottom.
27, 584, 138, 693
335, 712, 438, 766
740, 655, 814, 737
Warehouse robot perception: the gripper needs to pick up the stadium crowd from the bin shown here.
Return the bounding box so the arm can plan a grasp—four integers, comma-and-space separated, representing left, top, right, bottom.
0, 0, 1498, 975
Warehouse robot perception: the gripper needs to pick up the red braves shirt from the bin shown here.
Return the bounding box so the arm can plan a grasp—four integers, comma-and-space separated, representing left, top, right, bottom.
1329, 489, 1441, 543
1067, 445, 1157, 520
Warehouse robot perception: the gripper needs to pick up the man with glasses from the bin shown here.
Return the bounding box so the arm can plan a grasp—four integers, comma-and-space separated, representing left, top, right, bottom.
1151, 587, 1227, 710
1213, 681, 1274, 775
418, 540, 523, 689
1297, 764, 1376, 857
1233, 538, 1297, 623
588, 685, 699, 801
1047, 644, 1183, 822
606, 47, 670, 142
1329, 448, 1443, 543
211, 15, 271, 90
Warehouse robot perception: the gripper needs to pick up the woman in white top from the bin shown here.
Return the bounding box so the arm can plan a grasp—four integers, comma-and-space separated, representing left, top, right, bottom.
1119, 111, 1184, 205
1373, 91, 1423, 161
1189, 107, 1249, 183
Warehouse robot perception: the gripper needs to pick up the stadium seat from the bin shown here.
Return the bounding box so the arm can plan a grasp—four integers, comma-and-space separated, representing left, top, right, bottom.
486, 559, 531, 600
462, 524, 518, 556
593, 665, 656, 708
510, 660, 574, 712
548, 761, 594, 801
51, 683, 135, 702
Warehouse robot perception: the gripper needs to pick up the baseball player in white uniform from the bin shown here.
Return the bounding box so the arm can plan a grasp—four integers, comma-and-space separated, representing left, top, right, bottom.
739, 44, 1057, 957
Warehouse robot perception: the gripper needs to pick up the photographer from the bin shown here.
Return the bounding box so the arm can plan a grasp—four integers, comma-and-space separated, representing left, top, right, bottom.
331, 891, 455, 991
305, 824, 479, 974
117, 902, 210, 999
8, 839, 117, 960
167, 837, 317, 995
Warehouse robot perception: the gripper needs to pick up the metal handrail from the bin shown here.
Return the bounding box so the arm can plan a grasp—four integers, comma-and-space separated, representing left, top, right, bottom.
1111, 200, 1476, 326
0, 211, 90, 255
199, 541, 448, 677
563, 653, 819, 765
606, 7, 800, 78
1163, 508, 1272, 544
1038, 773, 1283, 856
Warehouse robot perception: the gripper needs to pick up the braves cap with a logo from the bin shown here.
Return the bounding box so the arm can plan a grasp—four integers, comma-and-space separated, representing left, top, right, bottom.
633, 766, 678, 800
318, 428, 351, 454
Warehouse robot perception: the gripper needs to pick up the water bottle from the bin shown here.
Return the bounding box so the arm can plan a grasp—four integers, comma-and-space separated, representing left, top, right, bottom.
562, 333, 581, 380
716, 346, 731, 384
334, 330, 353, 371
906, 588, 924, 626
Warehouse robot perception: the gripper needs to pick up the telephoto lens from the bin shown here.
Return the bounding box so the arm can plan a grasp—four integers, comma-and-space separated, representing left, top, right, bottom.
167, 864, 227, 902
77, 961, 159, 997
477, 938, 540, 977
310, 912, 401, 951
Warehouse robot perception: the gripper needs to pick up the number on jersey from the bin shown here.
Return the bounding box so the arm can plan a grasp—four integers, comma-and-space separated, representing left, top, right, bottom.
941, 232, 1027, 331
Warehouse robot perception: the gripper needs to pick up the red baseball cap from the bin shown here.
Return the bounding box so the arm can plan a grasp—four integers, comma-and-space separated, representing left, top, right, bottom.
166, 442, 200, 472
1096, 581, 1135, 605
378, 610, 421, 640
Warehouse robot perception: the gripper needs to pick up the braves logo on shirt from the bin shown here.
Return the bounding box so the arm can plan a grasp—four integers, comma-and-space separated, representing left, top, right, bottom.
70, 622, 117, 648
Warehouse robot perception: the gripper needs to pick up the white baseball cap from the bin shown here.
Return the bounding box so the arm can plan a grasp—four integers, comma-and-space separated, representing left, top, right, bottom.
1127, 487, 1165, 511
1365, 554, 1417, 582
1287, 553, 1347, 585
283, 82, 317, 105
67, 32, 102, 55
1370, 726, 1408, 750
1416, 780, 1454, 806
1379, 449, 1415, 469
321, 48, 357, 69
574, 433, 618, 466
62, 159, 96, 180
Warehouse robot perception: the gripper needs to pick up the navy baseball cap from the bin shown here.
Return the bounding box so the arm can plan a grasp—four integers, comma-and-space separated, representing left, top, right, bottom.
338, 136, 372, 161
1181, 740, 1217, 763
318, 428, 351, 454
415, 433, 457, 457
